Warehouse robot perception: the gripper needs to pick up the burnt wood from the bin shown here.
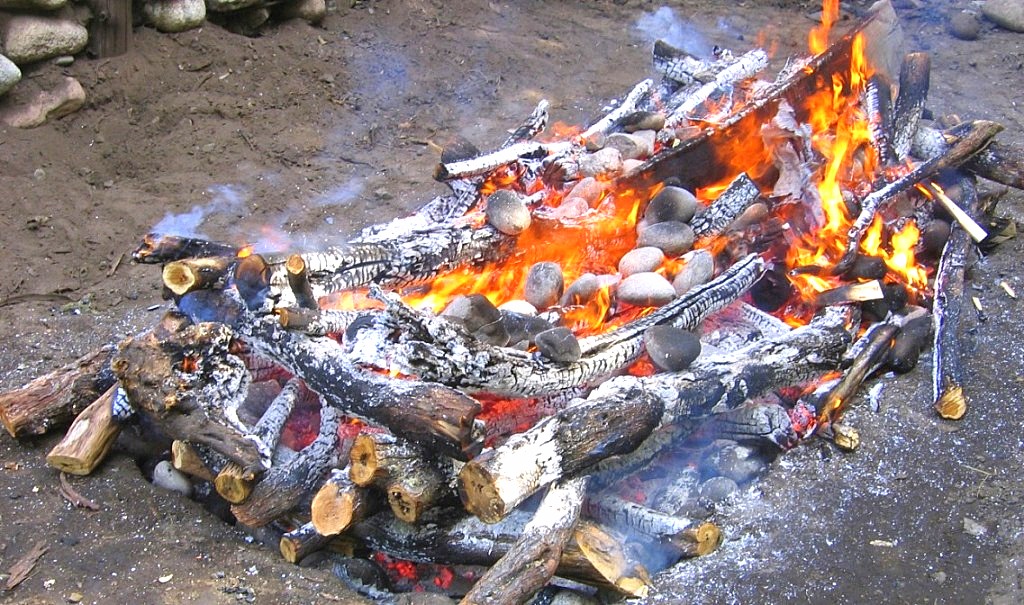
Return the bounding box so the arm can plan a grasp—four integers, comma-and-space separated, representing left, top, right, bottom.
132, 233, 240, 264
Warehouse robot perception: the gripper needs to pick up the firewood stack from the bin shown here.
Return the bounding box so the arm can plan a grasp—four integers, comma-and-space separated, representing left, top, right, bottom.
2, 2, 1022, 602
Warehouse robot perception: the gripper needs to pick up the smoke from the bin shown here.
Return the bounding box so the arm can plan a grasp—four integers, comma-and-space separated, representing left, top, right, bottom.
635, 6, 714, 59
151, 184, 247, 239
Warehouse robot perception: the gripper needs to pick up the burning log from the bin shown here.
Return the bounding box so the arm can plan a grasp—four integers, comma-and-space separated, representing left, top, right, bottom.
572, 520, 651, 597
891, 52, 930, 160
583, 79, 653, 139
814, 280, 884, 306
833, 119, 1001, 275
661, 48, 770, 134
914, 124, 1024, 191
460, 477, 588, 605
932, 176, 979, 420
180, 289, 483, 460
434, 141, 572, 182
585, 493, 721, 559
458, 381, 662, 524
863, 74, 895, 167
280, 521, 332, 564
111, 313, 266, 475
162, 257, 235, 297
231, 404, 341, 527
0, 345, 116, 438
275, 307, 361, 336
132, 233, 240, 264
689, 173, 761, 238
354, 254, 764, 398
45, 386, 122, 475
679, 404, 799, 450
311, 468, 378, 536
348, 432, 452, 523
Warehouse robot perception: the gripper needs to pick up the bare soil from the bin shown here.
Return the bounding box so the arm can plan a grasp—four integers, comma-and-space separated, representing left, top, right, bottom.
0, 1, 1021, 603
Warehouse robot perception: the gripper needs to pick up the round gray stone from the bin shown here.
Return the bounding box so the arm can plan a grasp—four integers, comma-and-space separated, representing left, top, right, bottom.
524, 262, 564, 310
2, 15, 88, 65
0, 54, 21, 98
566, 177, 605, 205
644, 325, 701, 372
949, 11, 982, 40
534, 327, 581, 363
618, 246, 664, 277
982, 0, 1024, 33
442, 294, 508, 345
621, 110, 666, 133
672, 249, 715, 296
561, 273, 600, 306
578, 147, 623, 178
644, 186, 699, 225
485, 189, 531, 235
144, 0, 206, 33
152, 461, 192, 496
698, 476, 738, 504
729, 201, 769, 230
616, 272, 676, 307
637, 221, 695, 256
604, 132, 652, 161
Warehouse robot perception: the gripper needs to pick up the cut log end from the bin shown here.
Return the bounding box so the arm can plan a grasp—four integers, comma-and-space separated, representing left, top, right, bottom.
573, 521, 651, 598
675, 522, 723, 557
935, 384, 966, 420
388, 486, 428, 524
458, 463, 505, 524
348, 435, 382, 487
312, 484, 358, 536
214, 462, 257, 504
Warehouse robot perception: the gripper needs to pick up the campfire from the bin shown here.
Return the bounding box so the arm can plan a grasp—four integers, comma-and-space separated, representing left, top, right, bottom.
2, 1, 1021, 602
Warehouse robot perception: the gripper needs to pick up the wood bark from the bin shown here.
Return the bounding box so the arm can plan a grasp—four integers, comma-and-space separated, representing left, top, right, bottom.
132, 233, 240, 264
347, 432, 452, 522
280, 522, 332, 564
45, 386, 122, 476
311, 468, 378, 536
162, 257, 234, 297
689, 173, 761, 238
458, 381, 662, 524
0, 345, 116, 438
460, 477, 588, 605
891, 52, 930, 160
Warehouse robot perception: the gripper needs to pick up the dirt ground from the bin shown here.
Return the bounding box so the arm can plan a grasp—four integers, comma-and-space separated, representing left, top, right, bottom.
1, 0, 1022, 603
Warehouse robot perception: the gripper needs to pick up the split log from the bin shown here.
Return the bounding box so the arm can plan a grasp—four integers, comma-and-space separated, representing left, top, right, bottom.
932, 176, 978, 420
458, 381, 662, 524
231, 405, 341, 527
284, 254, 318, 310
863, 74, 895, 168
0, 345, 116, 438
460, 477, 588, 605
689, 173, 761, 238
111, 313, 266, 475
178, 289, 483, 460
351, 254, 764, 398
311, 468, 378, 536
132, 233, 240, 264
891, 52, 930, 160
661, 48, 770, 133
170, 440, 222, 482
585, 493, 721, 559
583, 79, 653, 139
572, 520, 651, 597
45, 386, 122, 475
162, 257, 235, 297
833, 120, 1001, 275
280, 522, 332, 564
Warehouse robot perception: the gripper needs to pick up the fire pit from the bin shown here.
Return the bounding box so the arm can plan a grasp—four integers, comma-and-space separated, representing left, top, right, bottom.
2, 1, 1023, 603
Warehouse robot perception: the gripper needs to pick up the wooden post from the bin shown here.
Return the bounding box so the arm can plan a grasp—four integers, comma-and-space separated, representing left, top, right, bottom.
87, 0, 132, 58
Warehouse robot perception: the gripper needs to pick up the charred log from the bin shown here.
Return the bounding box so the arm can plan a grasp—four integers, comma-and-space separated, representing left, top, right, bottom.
585, 493, 721, 559
280, 522, 332, 564
891, 52, 930, 160
132, 233, 240, 264
689, 173, 761, 238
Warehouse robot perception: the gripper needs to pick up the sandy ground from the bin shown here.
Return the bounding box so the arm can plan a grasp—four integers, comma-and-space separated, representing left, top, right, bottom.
0, 0, 1022, 603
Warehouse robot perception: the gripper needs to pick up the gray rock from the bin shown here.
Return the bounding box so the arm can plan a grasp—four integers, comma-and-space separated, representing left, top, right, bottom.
225, 6, 270, 36
439, 135, 480, 164
949, 11, 982, 40
621, 110, 666, 133
616, 272, 676, 307
548, 196, 590, 220
534, 327, 581, 363
621, 159, 644, 173
566, 177, 605, 205
604, 132, 652, 161
500, 310, 553, 346
704, 443, 768, 484
275, 0, 326, 24
524, 262, 564, 309
618, 246, 664, 277
698, 476, 738, 505
578, 147, 623, 178
582, 131, 606, 152
0, 76, 85, 128
2, 16, 88, 65
442, 294, 508, 346
672, 249, 715, 295
497, 299, 537, 316
485, 189, 531, 235
644, 186, 699, 225
143, 0, 206, 33
0, 0, 66, 10
561, 273, 600, 305
963, 517, 988, 537
637, 221, 695, 256
152, 461, 192, 496
644, 325, 700, 371
982, 0, 1024, 33
0, 54, 21, 98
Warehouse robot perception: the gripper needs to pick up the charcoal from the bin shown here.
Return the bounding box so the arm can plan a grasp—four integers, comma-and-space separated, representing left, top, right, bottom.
618, 246, 665, 277
845, 254, 887, 280
888, 313, 933, 373
919, 219, 951, 259
616, 272, 676, 307
534, 327, 582, 363
485, 189, 532, 235
643, 185, 699, 226
644, 325, 701, 372
637, 221, 695, 256
560, 273, 601, 306
672, 249, 715, 296
524, 262, 565, 309
751, 265, 795, 312
862, 283, 908, 322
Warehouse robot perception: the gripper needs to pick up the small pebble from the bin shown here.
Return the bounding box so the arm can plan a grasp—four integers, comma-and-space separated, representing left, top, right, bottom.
949, 11, 982, 40
644, 325, 701, 371
672, 249, 715, 295
524, 262, 565, 309
637, 221, 695, 256
963, 517, 987, 537
566, 177, 605, 205
618, 246, 665, 277
54, 55, 74, 67
442, 294, 508, 345
534, 327, 582, 362
698, 476, 738, 504
617, 272, 676, 307
152, 461, 192, 496
621, 110, 666, 133
561, 273, 601, 306
644, 186, 699, 225
485, 189, 531, 235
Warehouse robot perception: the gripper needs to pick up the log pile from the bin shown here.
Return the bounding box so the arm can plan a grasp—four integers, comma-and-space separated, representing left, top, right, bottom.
2, 2, 1022, 602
